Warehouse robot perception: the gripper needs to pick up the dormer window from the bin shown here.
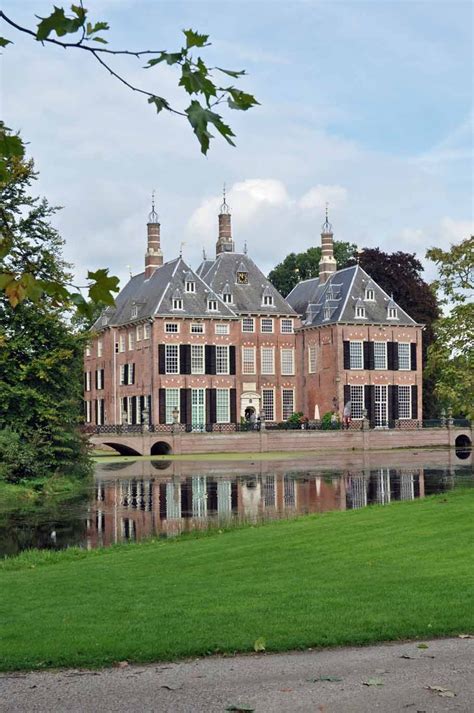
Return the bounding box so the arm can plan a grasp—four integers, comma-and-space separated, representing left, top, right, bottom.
185, 281, 195, 293
355, 305, 366, 318
223, 292, 232, 303
131, 305, 138, 319
365, 288, 375, 301
323, 307, 331, 320
387, 306, 398, 319
101, 315, 108, 326
208, 299, 218, 312
263, 294, 274, 306
172, 298, 183, 310
236, 261, 248, 285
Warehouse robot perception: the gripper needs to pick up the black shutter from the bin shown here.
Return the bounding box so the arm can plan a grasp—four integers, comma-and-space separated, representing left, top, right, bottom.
123, 364, 129, 385
131, 396, 137, 425
230, 388, 237, 423
343, 384, 350, 408
205, 345, 216, 375
365, 385, 374, 426
139, 395, 145, 421
180, 388, 192, 425
343, 341, 350, 369
101, 369, 105, 389
147, 395, 152, 424
392, 342, 399, 371
208, 481, 218, 512
159, 389, 166, 424
181, 480, 191, 518
159, 484, 167, 520
411, 385, 418, 420
389, 385, 399, 423
368, 342, 375, 370
180, 344, 191, 374
84, 373, 87, 391
94, 399, 98, 424
130, 364, 135, 385
95, 370, 98, 389
387, 342, 393, 370
229, 346, 236, 375
158, 344, 165, 374
208, 389, 217, 424
411, 343, 417, 371
206, 389, 212, 425
363, 342, 370, 370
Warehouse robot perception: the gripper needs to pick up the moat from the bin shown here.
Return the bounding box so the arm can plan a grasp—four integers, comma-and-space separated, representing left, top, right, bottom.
1, 449, 472, 557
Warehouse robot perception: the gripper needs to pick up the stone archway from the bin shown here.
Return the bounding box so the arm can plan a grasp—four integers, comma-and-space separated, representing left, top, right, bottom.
240, 390, 261, 420
102, 442, 142, 456
150, 440, 172, 456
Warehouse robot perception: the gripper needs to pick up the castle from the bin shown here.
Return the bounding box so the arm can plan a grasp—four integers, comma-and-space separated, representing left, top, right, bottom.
84, 195, 422, 429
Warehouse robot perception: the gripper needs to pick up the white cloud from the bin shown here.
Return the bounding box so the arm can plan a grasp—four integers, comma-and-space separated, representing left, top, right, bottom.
298, 184, 348, 211
440, 217, 474, 243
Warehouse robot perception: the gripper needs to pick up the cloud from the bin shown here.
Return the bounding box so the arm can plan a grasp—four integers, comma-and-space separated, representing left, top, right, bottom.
298, 184, 348, 211
440, 217, 474, 243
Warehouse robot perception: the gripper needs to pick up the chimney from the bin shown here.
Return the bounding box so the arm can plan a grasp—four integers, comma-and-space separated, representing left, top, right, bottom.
145, 192, 163, 279
318, 204, 337, 284
216, 185, 235, 256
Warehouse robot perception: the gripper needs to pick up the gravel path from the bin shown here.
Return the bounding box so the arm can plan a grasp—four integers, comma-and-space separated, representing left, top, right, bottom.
1, 637, 473, 712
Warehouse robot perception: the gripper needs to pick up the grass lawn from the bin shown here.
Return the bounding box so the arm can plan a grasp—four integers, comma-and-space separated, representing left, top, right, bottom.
1, 489, 473, 671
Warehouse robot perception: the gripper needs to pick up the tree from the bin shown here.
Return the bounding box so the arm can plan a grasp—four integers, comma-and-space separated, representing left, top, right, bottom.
352, 248, 441, 418
426, 236, 474, 419
268, 242, 357, 297
0, 156, 90, 482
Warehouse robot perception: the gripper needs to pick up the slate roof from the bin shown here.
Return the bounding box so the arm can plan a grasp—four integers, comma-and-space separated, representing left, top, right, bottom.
286, 265, 417, 327
93, 257, 237, 330
197, 252, 297, 316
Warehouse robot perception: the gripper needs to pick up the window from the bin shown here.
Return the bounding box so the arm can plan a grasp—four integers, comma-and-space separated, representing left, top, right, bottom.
263, 294, 274, 306
281, 348, 295, 375
215, 323, 229, 335
242, 347, 256, 374
143, 323, 151, 339
118, 335, 125, 353
96, 398, 105, 426
398, 385, 411, 419
136, 325, 142, 341
128, 331, 135, 350
165, 388, 180, 424
165, 322, 179, 333
308, 345, 317, 373
85, 344, 91, 357
398, 343, 410, 370
282, 389, 295, 420
355, 305, 366, 318
365, 288, 375, 301
349, 385, 365, 419
172, 298, 183, 310
185, 281, 195, 293
223, 292, 232, 303
191, 323, 204, 334
101, 315, 108, 326
262, 389, 275, 421
388, 307, 398, 319
191, 344, 205, 374
97, 340, 103, 357
373, 342, 387, 370
131, 305, 138, 319
207, 299, 218, 311
84, 400, 92, 423
85, 371, 91, 392
96, 369, 104, 390
323, 306, 331, 321
216, 389, 230, 423
261, 347, 275, 375
242, 317, 255, 332
349, 341, 363, 369
119, 363, 135, 385
165, 344, 179, 374
216, 345, 229, 374
281, 318, 294, 333
261, 318, 274, 333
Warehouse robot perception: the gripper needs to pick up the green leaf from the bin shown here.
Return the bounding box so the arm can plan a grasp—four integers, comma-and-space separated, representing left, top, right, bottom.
146, 52, 184, 68
0, 272, 15, 290
92, 37, 108, 44
179, 63, 217, 102
227, 88, 260, 111
36, 5, 86, 41
183, 29, 209, 49
148, 95, 171, 114
0, 128, 24, 160
216, 67, 246, 78
253, 637, 266, 652
185, 100, 235, 155
0, 37, 12, 48
87, 269, 120, 306
86, 21, 110, 36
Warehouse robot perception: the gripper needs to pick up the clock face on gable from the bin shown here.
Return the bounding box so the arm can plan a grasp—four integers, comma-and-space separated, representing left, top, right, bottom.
237, 271, 248, 284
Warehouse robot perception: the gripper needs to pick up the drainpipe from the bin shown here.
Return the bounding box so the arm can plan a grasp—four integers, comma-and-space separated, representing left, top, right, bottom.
113, 328, 117, 424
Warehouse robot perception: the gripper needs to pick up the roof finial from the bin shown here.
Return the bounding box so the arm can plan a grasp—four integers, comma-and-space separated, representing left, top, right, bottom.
220, 182, 230, 214
322, 202, 333, 233
126, 264, 132, 278
148, 189, 159, 223
243, 240, 248, 255
356, 247, 364, 265
179, 241, 186, 257
202, 247, 207, 260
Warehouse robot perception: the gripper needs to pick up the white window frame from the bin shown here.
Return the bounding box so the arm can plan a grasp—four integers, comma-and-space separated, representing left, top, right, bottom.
165, 344, 179, 374
308, 345, 317, 373
216, 345, 229, 374
349, 385, 365, 419
281, 348, 295, 376
128, 331, 135, 350
136, 325, 142, 342
96, 369, 104, 390
261, 318, 274, 333
143, 323, 151, 339
398, 385, 412, 419
261, 347, 275, 375
349, 341, 363, 370
373, 341, 387, 370
282, 389, 295, 420
85, 344, 91, 357
96, 398, 105, 426
355, 306, 366, 318
97, 340, 103, 357
185, 281, 195, 293
191, 322, 204, 334
387, 307, 398, 319
215, 323, 229, 335
223, 292, 233, 303
242, 346, 256, 374
262, 389, 275, 421
172, 298, 183, 310
207, 299, 218, 312
165, 322, 179, 333
263, 294, 274, 307
242, 317, 255, 333
191, 344, 205, 374
398, 342, 411, 370
85, 371, 91, 392
85, 400, 92, 423
216, 389, 230, 423
118, 334, 125, 353
165, 388, 180, 424
365, 288, 375, 301
281, 318, 294, 334
131, 305, 138, 319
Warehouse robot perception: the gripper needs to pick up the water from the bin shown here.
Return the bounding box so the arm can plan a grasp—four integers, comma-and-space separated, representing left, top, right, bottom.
1, 450, 472, 557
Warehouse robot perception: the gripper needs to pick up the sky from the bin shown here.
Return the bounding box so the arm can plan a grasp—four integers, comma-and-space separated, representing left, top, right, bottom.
2, 0, 473, 291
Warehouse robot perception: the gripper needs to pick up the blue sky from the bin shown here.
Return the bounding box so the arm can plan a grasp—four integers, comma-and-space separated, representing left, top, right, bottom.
2, 0, 473, 288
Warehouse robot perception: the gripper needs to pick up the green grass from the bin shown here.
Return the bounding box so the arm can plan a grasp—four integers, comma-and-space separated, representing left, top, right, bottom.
1, 490, 473, 671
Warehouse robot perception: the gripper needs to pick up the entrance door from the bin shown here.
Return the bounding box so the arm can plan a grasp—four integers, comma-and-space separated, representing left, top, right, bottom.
374, 385, 388, 427
191, 388, 206, 431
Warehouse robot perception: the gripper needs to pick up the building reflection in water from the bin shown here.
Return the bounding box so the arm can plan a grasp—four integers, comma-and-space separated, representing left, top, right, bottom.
86, 466, 431, 548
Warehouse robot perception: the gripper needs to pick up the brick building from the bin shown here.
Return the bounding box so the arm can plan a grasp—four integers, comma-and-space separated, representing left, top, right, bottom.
84, 198, 423, 428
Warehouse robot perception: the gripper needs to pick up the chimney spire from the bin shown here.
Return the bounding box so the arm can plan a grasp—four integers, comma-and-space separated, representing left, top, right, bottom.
216, 183, 235, 256
318, 203, 337, 284
145, 190, 163, 279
